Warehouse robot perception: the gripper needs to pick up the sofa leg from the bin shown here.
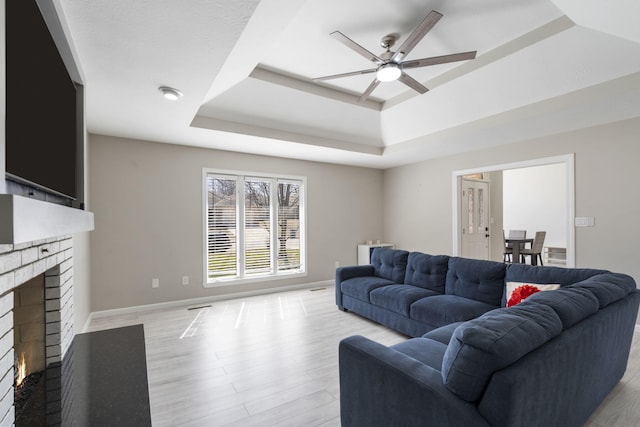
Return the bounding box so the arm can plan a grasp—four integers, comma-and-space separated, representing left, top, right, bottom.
338, 306, 349, 312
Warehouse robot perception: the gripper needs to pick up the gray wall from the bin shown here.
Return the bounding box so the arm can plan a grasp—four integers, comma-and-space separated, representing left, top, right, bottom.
89, 117, 640, 313
383, 116, 640, 283
88, 134, 384, 311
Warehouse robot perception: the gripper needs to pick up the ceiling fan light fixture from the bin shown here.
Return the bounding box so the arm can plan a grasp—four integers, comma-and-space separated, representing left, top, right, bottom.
159, 86, 183, 101
376, 63, 401, 82
317, 10, 475, 102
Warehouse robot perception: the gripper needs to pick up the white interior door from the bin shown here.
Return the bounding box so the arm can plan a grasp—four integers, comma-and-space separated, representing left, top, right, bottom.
460, 179, 490, 260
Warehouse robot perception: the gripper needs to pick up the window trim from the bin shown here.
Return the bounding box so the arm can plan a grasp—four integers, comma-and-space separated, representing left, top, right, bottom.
202, 168, 307, 287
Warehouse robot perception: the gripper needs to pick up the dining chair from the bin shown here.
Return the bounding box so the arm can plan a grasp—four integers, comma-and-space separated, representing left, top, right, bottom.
507, 229, 527, 251
520, 231, 546, 265
502, 230, 513, 262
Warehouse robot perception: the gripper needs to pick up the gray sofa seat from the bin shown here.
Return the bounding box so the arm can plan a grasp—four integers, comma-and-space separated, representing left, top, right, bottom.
410, 295, 497, 326
370, 285, 440, 316
340, 276, 396, 303
391, 337, 448, 370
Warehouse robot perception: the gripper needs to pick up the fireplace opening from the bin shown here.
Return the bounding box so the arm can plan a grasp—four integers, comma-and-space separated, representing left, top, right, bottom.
13, 274, 46, 426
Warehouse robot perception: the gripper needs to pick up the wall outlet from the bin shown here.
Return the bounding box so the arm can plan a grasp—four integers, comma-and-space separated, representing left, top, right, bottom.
182, 276, 189, 285
335, 261, 340, 268
152, 278, 159, 288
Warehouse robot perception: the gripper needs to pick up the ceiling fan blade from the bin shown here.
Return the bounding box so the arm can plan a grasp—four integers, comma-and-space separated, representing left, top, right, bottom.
392, 10, 442, 63
331, 31, 384, 64
398, 72, 428, 94
313, 68, 377, 81
358, 79, 381, 102
402, 51, 477, 69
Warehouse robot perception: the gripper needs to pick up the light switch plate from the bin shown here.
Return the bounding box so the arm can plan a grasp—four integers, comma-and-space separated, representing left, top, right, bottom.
575, 217, 595, 227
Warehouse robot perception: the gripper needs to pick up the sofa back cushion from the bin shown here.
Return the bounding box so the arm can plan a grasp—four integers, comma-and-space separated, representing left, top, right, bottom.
371, 248, 409, 283
502, 264, 609, 307
445, 257, 506, 306
505, 263, 608, 286
404, 252, 449, 293
519, 286, 599, 330
568, 273, 637, 309
441, 303, 562, 402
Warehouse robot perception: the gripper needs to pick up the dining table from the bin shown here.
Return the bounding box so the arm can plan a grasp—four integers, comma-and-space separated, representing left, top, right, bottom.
505, 238, 534, 264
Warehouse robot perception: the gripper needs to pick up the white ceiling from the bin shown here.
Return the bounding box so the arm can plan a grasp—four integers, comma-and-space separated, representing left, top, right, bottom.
57, 0, 640, 169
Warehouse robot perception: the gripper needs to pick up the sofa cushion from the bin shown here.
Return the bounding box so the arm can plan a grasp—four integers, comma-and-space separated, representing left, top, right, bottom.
341, 277, 395, 303
404, 252, 449, 293
422, 322, 465, 344
568, 273, 636, 308
410, 295, 497, 327
371, 248, 409, 283
502, 264, 608, 307
505, 263, 608, 287
391, 338, 448, 371
519, 286, 599, 330
442, 303, 562, 402
370, 285, 440, 316
505, 282, 560, 307
445, 258, 506, 306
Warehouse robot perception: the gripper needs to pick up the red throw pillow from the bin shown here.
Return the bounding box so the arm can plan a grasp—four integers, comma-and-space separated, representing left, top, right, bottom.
507, 284, 541, 307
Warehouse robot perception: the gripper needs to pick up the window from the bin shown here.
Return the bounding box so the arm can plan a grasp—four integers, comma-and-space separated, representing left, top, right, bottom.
204, 170, 306, 285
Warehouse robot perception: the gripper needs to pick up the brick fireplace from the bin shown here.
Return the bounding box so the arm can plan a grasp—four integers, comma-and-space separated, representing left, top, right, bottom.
0, 194, 94, 425
0, 236, 76, 425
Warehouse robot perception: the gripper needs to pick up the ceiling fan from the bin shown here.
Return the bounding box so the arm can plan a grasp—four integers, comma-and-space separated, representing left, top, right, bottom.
314, 10, 477, 102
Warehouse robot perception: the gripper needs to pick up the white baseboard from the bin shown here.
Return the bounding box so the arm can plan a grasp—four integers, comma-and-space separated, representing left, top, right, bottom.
82, 280, 334, 332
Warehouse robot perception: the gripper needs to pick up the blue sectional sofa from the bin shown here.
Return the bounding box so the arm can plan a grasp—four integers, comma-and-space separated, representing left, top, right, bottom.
336, 248, 640, 427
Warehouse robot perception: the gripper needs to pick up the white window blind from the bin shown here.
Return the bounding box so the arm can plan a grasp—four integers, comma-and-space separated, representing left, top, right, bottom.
205, 171, 305, 284
206, 175, 237, 279
244, 178, 272, 275
277, 180, 301, 271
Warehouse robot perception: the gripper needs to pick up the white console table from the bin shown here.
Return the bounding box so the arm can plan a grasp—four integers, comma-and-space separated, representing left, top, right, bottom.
357, 243, 395, 265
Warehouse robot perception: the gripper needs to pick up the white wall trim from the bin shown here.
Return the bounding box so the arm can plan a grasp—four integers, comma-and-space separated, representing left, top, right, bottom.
82, 280, 333, 332
452, 154, 575, 266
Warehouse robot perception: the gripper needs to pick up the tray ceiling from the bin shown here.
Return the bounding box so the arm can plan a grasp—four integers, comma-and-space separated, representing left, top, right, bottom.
60, 0, 640, 168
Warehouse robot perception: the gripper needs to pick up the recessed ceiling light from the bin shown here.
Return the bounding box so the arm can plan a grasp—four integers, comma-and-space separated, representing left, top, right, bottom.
158, 86, 183, 100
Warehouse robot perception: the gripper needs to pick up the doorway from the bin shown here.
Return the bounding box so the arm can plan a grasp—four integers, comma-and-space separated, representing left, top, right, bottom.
452, 154, 575, 267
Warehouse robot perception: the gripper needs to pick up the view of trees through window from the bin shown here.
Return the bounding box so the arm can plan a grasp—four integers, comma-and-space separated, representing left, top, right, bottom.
206, 172, 304, 281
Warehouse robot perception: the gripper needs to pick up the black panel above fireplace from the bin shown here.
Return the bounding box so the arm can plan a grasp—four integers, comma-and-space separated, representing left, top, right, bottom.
5, 0, 85, 209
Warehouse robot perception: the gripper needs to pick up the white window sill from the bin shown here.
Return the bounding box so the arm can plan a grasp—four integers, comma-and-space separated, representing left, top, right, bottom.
204, 270, 307, 288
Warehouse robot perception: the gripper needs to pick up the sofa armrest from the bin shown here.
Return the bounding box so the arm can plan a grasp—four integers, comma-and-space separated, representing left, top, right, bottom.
336, 265, 375, 282
335, 265, 375, 308
339, 335, 490, 427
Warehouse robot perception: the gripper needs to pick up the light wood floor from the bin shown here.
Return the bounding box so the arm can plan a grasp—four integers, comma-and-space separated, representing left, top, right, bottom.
86, 286, 640, 427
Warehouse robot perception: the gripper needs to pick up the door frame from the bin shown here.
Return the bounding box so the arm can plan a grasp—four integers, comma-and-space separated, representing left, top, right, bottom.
452, 154, 576, 267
